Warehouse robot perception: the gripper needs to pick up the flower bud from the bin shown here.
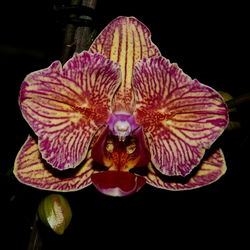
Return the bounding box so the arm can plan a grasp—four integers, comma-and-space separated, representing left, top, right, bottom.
38, 194, 72, 235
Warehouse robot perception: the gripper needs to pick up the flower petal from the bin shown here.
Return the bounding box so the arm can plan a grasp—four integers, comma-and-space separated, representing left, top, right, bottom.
14, 135, 94, 191
133, 56, 229, 176
19, 52, 121, 170
145, 148, 227, 190
89, 16, 160, 111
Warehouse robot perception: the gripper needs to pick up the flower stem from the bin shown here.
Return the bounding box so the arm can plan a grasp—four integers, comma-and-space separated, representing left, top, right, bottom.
27, 213, 43, 250
60, 0, 97, 64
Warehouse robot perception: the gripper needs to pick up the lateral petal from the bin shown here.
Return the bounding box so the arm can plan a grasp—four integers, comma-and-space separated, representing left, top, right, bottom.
145, 148, 227, 190
133, 56, 228, 176
19, 52, 121, 170
89, 16, 160, 111
14, 135, 94, 191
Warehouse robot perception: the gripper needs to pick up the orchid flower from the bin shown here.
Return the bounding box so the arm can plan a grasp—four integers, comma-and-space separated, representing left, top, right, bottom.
14, 17, 229, 196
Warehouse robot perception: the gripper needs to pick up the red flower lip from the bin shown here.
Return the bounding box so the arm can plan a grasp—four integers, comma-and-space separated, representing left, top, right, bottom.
91, 171, 146, 197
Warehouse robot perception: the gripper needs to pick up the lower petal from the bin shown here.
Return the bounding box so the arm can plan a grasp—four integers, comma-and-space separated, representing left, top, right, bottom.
145, 148, 226, 190
14, 135, 94, 191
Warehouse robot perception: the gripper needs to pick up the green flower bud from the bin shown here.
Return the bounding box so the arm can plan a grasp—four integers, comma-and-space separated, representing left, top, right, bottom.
38, 194, 72, 235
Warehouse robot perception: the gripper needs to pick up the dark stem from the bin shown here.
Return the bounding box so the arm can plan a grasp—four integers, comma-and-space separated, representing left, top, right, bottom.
27, 214, 43, 250
60, 0, 97, 64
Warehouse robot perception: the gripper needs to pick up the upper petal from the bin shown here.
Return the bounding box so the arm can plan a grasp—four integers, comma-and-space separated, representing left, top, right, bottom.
133, 56, 229, 176
19, 52, 121, 170
89, 16, 160, 111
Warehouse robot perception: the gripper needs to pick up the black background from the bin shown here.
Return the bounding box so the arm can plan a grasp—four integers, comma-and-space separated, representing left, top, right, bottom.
1, 1, 249, 249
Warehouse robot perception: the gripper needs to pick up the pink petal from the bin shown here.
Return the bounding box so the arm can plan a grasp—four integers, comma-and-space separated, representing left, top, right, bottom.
145, 148, 227, 190
133, 56, 229, 176
89, 16, 160, 112
19, 52, 121, 170
91, 171, 146, 197
14, 135, 94, 191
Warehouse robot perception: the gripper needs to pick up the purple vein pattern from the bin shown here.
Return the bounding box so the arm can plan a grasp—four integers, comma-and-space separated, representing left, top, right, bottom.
19, 52, 121, 170
133, 57, 228, 176
145, 148, 227, 190
89, 16, 161, 112
14, 135, 94, 191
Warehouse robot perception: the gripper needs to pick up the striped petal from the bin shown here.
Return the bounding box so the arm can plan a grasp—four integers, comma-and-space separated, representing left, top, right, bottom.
19, 52, 121, 170
89, 16, 160, 112
14, 135, 94, 191
133, 56, 229, 176
145, 148, 227, 190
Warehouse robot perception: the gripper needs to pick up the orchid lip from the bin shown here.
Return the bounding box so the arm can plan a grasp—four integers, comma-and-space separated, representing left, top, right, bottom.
91, 171, 146, 197
91, 123, 151, 173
